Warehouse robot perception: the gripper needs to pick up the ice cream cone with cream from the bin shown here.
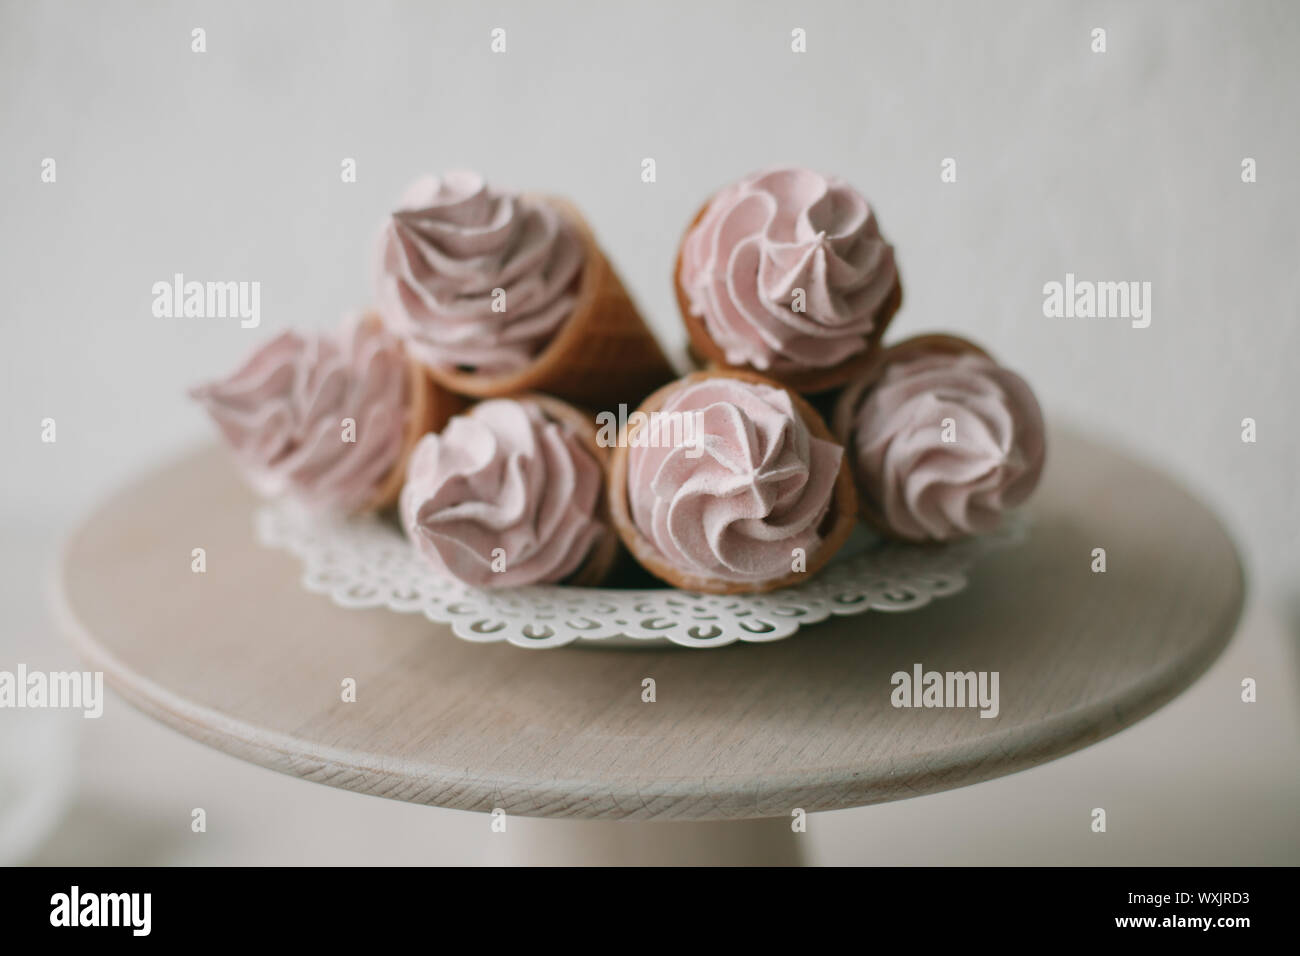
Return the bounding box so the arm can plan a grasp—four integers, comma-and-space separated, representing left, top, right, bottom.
190, 312, 465, 515
375, 170, 676, 410
675, 166, 902, 395
831, 334, 1046, 542
608, 369, 858, 594
399, 393, 619, 589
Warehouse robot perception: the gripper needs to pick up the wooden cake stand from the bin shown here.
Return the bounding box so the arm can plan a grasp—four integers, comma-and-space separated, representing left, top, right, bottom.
53, 425, 1244, 865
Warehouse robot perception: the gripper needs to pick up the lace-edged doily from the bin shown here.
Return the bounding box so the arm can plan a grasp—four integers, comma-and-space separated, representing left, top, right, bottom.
255, 504, 1025, 649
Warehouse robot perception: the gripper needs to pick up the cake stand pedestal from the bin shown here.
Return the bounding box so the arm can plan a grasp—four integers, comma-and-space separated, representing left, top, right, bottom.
52, 426, 1244, 865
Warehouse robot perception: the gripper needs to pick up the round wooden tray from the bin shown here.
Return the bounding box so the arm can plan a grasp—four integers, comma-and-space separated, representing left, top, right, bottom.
53, 425, 1244, 822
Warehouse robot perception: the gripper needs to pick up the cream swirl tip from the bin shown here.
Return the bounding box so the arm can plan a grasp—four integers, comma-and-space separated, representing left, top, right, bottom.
852, 351, 1045, 541
189, 316, 411, 514
399, 398, 606, 588
679, 167, 897, 373
375, 170, 585, 375
627, 378, 843, 582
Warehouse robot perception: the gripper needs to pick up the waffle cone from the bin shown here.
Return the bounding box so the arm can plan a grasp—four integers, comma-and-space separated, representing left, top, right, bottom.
608, 368, 858, 595
831, 333, 992, 539
427, 196, 676, 410
674, 200, 903, 395
365, 347, 468, 513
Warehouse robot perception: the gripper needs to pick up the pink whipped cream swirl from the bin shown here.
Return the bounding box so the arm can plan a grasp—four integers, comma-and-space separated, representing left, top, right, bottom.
400, 399, 606, 589
190, 317, 410, 514
679, 167, 898, 372
375, 170, 586, 375
628, 379, 843, 583
852, 352, 1046, 542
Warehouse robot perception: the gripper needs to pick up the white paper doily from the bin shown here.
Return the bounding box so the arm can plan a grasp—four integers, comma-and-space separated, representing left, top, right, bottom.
255, 503, 1026, 650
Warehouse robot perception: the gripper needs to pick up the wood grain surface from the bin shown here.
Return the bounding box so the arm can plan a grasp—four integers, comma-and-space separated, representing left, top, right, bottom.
53, 426, 1245, 821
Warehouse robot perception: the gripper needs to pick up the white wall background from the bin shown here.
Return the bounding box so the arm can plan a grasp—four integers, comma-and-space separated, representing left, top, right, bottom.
2, 0, 1297, 864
